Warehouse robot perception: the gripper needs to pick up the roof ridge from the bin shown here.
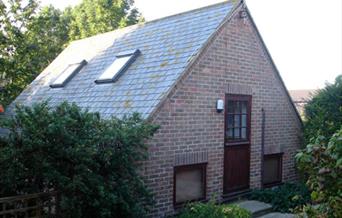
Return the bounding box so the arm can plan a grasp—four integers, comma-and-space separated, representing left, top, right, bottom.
142, 0, 234, 25
70, 0, 234, 45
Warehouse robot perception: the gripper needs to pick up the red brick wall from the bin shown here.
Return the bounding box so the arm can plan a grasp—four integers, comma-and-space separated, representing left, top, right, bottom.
144, 7, 302, 217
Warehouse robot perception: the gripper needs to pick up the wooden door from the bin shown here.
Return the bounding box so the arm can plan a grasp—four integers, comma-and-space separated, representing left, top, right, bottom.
223, 94, 251, 194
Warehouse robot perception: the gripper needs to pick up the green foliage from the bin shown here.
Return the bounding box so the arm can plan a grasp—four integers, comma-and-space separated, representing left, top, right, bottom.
0, 0, 143, 107
68, 0, 143, 40
295, 129, 342, 218
304, 75, 342, 144
26, 6, 70, 67
0, 1, 69, 107
178, 200, 251, 218
297, 75, 342, 217
295, 204, 334, 218
0, 101, 158, 218
249, 183, 311, 213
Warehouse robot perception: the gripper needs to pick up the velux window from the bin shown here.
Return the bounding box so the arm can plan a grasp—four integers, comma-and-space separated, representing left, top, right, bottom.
174, 163, 206, 205
50, 60, 87, 88
263, 153, 283, 187
95, 49, 140, 84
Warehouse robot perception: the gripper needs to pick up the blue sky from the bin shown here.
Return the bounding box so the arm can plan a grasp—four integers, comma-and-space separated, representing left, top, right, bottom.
41, 0, 342, 90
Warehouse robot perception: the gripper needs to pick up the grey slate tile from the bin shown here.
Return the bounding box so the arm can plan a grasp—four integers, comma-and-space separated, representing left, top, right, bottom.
11, 2, 234, 118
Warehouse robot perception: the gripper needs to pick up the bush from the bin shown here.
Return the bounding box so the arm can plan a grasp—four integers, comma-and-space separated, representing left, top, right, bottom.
0, 101, 158, 218
248, 183, 311, 213
296, 129, 342, 217
304, 75, 342, 144
178, 200, 251, 218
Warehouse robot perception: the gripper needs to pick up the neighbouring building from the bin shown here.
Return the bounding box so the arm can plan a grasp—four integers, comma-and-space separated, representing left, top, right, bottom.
289, 89, 316, 117
4, 1, 302, 217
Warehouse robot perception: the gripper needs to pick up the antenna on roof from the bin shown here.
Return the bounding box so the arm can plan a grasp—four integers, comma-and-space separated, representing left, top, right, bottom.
233, 0, 245, 5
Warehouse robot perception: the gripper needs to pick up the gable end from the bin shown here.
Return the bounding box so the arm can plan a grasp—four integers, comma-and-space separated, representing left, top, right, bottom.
244, 5, 303, 127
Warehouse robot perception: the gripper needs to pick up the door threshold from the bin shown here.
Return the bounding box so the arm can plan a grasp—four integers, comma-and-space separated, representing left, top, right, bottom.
221, 189, 251, 203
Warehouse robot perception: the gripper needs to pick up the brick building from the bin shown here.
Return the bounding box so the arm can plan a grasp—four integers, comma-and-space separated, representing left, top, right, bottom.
7, 1, 302, 217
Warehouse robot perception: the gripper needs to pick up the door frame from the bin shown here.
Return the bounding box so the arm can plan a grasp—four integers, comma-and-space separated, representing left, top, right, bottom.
223, 94, 252, 195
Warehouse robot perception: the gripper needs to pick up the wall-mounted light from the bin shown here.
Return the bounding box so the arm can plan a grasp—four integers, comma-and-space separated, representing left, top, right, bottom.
240, 10, 247, 19
239, 9, 248, 25
216, 99, 224, 113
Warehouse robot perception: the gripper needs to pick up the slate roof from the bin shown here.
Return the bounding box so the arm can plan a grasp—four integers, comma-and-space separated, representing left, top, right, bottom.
10, 1, 235, 119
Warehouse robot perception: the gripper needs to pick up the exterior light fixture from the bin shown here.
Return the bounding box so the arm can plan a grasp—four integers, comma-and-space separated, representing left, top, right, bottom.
216, 99, 224, 113
240, 10, 247, 19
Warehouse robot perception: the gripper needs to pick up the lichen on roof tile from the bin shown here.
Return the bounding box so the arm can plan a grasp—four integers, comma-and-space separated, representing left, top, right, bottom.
11, 1, 235, 119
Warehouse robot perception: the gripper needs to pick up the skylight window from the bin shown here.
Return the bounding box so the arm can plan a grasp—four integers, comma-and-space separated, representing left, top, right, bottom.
95, 49, 140, 84
50, 60, 87, 88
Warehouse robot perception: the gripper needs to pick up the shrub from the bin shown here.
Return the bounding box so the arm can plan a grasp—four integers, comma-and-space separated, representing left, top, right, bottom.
304, 75, 342, 144
295, 204, 333, 218
178, 200, 251, 218
248, 183, 311, 213
0, 101, 158, 218
295, 128, 342, 218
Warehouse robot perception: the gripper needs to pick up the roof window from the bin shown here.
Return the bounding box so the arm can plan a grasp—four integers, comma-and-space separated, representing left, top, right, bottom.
95, 49, 140, 84
50, 60, 87, 88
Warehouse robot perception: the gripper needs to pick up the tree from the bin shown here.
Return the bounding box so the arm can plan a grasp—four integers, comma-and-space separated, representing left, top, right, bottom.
0, 1, 69, 107
304, 75, 342, 143
0, 0, 39, 106
0, 0, 143, 107
0, 101, 158, 217
26, 6, 70, 70
296, 75, 342, 217
67, 0, 143, 40
296, 129, 342, 217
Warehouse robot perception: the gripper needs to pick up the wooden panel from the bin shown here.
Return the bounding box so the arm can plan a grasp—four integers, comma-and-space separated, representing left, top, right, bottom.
263, 153, 283, 187
224, 144, 250, 194
173, 163, 207, 206
223, 94, 251, 195
0, 192, 58, 218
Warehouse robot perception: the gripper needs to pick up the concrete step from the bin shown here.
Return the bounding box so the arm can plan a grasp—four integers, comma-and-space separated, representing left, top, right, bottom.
259, 212, 296, 218
235, 200, 273, 217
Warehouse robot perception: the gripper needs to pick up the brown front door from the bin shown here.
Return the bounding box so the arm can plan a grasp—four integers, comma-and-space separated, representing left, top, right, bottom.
223, 94, 251, 194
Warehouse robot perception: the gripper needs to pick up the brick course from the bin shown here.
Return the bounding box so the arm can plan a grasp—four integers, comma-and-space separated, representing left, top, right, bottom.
144, 6, 302, 217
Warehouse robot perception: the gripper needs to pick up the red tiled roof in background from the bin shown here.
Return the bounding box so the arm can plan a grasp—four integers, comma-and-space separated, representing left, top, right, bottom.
289, 89, 316, 103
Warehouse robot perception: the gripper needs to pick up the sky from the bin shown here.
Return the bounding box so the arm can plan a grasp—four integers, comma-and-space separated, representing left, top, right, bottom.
41, 0, 342, 90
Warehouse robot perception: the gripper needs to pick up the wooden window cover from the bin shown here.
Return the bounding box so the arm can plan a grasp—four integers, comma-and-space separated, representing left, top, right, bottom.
173, 163, 207, 206
263, 153, 283, 187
